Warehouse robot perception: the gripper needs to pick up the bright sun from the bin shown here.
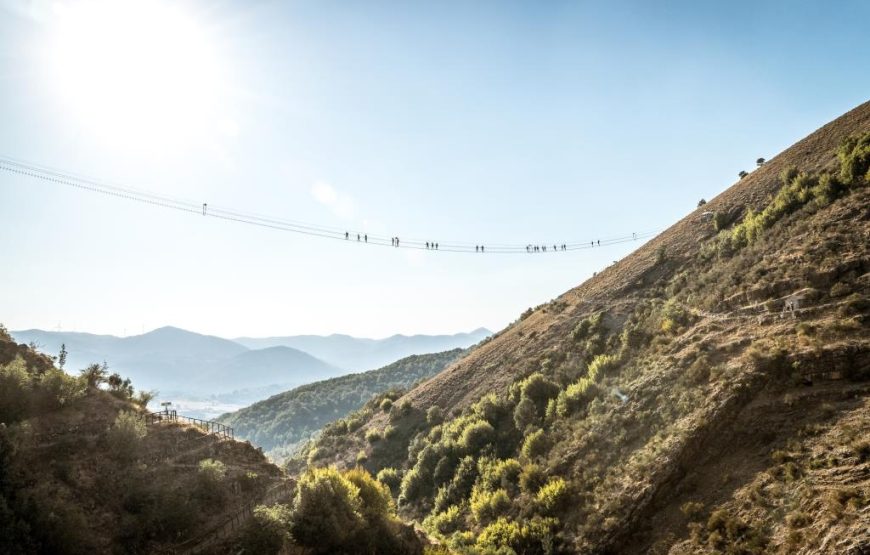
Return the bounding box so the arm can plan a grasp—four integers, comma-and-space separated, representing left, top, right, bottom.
47, 0, 228, 149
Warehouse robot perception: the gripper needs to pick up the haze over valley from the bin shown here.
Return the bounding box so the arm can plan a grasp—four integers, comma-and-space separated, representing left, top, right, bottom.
11, 326, 491, 418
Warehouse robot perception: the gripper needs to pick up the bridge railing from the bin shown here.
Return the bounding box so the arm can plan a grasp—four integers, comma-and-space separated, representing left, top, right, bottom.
145, 410, 234, 440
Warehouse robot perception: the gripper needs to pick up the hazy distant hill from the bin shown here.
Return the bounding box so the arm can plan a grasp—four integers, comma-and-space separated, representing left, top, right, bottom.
233, 328, 491, 371
210, 346, 342, 391
218, 349, 466, 460
10, 326, 489, 401
10, 326, 336, 394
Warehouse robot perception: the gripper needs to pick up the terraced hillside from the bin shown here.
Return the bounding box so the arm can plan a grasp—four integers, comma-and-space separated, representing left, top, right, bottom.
301, 101, 870, 554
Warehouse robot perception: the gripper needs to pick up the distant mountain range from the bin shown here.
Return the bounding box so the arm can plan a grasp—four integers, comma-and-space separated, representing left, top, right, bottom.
233, 328, 492, 371
10, 326, 491, 398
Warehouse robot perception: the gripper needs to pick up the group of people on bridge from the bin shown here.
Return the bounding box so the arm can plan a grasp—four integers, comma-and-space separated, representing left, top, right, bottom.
527, 244, 568, 252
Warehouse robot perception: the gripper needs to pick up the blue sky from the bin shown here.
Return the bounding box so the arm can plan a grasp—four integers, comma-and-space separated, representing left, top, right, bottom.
1, 0, 868, 338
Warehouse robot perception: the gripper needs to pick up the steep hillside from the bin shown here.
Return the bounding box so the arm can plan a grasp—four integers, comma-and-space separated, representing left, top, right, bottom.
219, 349, 465, 461
0, 328, 291, 554
234, 328, 491, 371
302, 101, 870, 554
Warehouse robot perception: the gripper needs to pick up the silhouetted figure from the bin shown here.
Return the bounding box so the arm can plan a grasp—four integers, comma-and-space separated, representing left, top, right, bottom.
597, 240, 600, 246
364, 234, 368, 243
357, 234, 360, 241
481, 245, 484, 252
475, 245, 479, 252
396, 237, 400, 247
435, 243, 439, 250
426, 242, 430, 249
591, 241, 594, 247
345, 231, 349, 240
391, 237, 395, 246
553, 244, 557, 251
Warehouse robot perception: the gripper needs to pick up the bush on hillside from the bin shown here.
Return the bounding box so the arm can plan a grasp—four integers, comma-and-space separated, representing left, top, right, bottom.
108, 410, 147, 460
837, 132, 870, 182
237, 504, 291, 555
521, 429, 552, 461
519, 463, 547, 494
0, 356, 85, 423
475, 516, 558, 554
469, 486, 511, 525
459, 419, 495, 454
288, 467, 364, 551
536, 477, 570, 514
376, 467, 402, 495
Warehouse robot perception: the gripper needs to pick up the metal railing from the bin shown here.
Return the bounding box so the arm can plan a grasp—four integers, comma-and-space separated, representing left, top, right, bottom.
145, 410, 234, 440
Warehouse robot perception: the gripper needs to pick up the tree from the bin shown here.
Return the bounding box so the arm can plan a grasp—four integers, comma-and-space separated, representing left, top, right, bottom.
57, 344, 67, 370
697, 198, 707, 207
738, 170, 749, 179
107, 372, 134, 399
79, 363, 107, 388
289, 467, 363, 552
756, 157, 765, 167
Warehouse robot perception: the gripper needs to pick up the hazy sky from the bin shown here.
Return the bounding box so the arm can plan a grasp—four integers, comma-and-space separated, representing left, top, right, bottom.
1, 0, 868, 338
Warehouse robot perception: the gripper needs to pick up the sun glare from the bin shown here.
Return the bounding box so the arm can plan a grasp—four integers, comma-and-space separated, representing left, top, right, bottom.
47, 0, 227, 149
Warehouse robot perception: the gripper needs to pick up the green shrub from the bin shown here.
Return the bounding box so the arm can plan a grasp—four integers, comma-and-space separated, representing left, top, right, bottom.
519, 463, 546, 494
521, 429, 551, 461
426, 405, 444, 425
587, 353, 619, 381
555, 378, 600, 417
345, 467, 394, 520
423, 505, 463, 536
366, 429, 382, 443
399, 466, 426, 504
536, 477, 570, 514
515, 373, 561, 409
681, 501, 704, 521
376, 467, 402, 495
380, 398, 393, 412
513, 396, 539, 432
108, 410, 147, 460
470, 487, 511, 525
289, 467, 363, 551
477, 458, 522, 494
476, 516, 558, 553
198, 458, 226, 482
837, 132, 870, 182
238, 504, 291, 554
459, 419, 495, 454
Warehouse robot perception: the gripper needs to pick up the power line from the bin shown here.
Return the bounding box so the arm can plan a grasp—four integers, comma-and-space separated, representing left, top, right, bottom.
0, 156, 662, 254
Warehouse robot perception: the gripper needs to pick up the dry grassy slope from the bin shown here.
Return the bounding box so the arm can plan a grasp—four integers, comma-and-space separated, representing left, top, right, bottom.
307, 99, 870, 554
401, 100, 870, 416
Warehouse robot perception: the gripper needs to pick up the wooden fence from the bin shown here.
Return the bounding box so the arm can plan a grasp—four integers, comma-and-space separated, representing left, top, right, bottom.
145, 410, 234, 440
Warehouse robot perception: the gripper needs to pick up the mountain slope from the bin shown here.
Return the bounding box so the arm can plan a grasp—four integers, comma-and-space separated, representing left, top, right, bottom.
302, 101, 870, 554
233, 328, 491, 371
210, 345, 343, 391
0, 328, 290, 554
219, 348, 465, 460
